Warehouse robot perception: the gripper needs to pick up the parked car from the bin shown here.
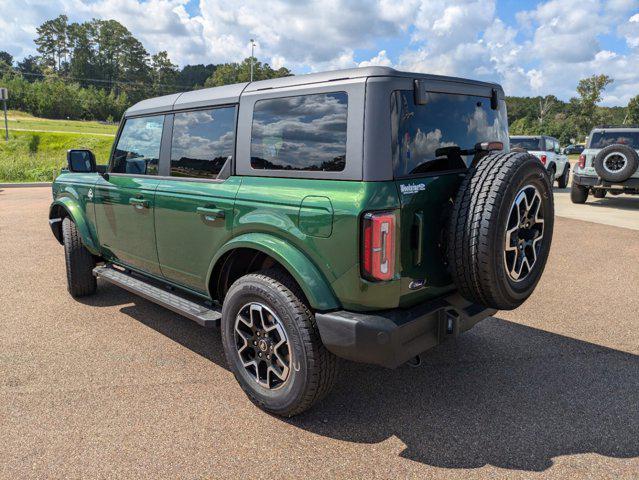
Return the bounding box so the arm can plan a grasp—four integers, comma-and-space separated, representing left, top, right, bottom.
509, 135, 571, 188
571, 125, 639, 203
49, 67, 554, 416
563, 144, 584, 155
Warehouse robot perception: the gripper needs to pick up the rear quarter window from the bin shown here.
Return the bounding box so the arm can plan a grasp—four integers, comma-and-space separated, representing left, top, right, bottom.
250, 92, 347, 172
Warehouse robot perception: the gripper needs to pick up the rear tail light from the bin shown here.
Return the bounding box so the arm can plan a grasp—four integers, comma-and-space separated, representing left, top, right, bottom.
540, 154, 547, 165
361, 210, 396, 281
578, 154, 586, 168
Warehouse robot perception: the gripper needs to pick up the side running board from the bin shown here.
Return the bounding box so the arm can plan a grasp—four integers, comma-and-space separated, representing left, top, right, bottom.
93, 265, 221, 327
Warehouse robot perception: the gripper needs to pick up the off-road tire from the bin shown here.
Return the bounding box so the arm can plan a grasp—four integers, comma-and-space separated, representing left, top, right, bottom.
62, 217, 97, 297
557, 163, 570, 188
593, 144, 639, 182
570, 182, 589, 204
221, 268, 338, 417
592, 188, 607, 199
548, 165, 556, 186
447, 152, 554, 311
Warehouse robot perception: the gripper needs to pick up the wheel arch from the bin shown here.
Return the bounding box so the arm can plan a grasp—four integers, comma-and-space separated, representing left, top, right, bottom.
207, 233, 340, 311
49, 198, 100, 255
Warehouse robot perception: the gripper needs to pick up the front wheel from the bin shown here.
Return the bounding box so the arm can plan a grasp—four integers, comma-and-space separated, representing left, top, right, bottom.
592, 188, 607, 199
62, 217, 97, 297
557, 164, 570, 188
221, 269, 338, 417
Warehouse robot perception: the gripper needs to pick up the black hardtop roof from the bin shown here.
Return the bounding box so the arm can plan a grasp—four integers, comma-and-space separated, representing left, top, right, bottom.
125, 66, 504, 117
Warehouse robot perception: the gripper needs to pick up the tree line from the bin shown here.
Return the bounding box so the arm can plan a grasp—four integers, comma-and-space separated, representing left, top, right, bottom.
0, 15, 290, 121
1, 15, 638, 142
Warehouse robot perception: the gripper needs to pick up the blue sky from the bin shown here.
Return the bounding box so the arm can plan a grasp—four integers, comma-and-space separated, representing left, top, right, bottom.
1, 0, 638, 105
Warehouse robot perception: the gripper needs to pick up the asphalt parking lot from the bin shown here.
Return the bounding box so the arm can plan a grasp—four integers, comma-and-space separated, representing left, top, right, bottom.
2, 187, 638, 479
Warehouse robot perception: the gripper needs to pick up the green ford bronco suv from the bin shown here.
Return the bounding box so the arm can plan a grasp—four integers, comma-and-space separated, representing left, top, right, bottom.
49, 67, 554, 416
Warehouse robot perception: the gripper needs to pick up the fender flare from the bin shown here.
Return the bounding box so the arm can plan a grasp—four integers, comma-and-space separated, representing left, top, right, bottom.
49, 197, 100, 255
208, 232, 340, 311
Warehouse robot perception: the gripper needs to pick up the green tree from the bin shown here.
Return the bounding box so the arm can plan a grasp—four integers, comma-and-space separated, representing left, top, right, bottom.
16, 56, 43, 81
178, 64, 216, 88
204, 57, 291, 87
0, 51, 13, 67
627, 95, 639, 124
35, 15, 70, 71
151, 51, 179, 94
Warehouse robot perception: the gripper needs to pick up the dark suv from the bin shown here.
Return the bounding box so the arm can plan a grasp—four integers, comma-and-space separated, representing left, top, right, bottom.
50, 67, 554, 416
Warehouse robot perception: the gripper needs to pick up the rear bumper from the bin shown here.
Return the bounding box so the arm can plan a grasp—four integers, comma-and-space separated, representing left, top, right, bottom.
315, 293, 496, 368
573, 173, 639, 190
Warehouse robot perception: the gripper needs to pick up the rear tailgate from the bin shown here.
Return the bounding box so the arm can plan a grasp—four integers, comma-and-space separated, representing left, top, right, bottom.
395, 174, 463, 305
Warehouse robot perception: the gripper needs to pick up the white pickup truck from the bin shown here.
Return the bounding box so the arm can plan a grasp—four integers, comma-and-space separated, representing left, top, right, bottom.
509, 135, 570, 188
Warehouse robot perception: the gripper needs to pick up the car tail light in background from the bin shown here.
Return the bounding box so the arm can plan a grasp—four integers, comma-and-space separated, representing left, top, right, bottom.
361, 211, 396, 281
578, 154, 586, 168
540, 154, 547, 165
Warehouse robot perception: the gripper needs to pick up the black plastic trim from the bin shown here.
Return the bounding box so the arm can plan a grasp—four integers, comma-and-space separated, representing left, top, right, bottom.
315, 292, 496, 368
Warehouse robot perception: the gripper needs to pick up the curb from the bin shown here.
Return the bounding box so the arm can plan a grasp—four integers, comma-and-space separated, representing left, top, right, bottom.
0, 182, 52, 188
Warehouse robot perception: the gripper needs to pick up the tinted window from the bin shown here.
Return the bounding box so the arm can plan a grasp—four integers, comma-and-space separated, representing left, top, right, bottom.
392, 91, 508, 177
170, 107, 236, 179
589, 131, 639, 149
251, 92, 347, 172
111, 116, 164, 175
510, 137, 541, 151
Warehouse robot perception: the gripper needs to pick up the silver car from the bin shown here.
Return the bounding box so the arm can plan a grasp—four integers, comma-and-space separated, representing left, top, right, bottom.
509, 135, 570, 188
571, 126, 639, 203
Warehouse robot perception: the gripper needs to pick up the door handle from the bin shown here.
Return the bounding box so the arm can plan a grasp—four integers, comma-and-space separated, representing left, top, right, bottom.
129, 197, 149, 209
196, 206, 225, 221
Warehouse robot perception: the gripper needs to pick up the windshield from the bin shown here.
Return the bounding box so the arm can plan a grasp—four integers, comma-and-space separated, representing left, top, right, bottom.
510, 137, 541, 151
589, 131, 639, 149
391, 90, 509, 177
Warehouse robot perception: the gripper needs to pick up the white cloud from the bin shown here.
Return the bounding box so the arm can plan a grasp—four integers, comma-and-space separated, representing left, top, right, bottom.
359, 50, 392, 67
1, 0, 638, 104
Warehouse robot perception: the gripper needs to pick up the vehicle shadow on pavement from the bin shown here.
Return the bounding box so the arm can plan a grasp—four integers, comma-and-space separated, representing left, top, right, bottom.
81, 284, 639, 473
578, 196, 639, 211
292, 318, 639, 472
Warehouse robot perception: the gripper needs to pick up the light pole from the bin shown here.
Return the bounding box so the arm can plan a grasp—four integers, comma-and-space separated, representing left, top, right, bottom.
250, 39, 256, 82
1, 88, 8, 142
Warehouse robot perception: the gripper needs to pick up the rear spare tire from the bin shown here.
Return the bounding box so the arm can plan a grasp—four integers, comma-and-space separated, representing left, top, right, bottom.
593, 144, 639, 182
447, 152, 554, 311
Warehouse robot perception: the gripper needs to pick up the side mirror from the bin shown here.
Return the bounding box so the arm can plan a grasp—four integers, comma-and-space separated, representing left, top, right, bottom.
67, 149, 96, 173
554, 146, 561, 154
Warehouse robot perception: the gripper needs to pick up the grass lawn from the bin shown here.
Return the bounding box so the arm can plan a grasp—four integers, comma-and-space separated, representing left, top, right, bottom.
4, 110, 117, 136
0, 111, 116, 182
0, 130, 114, 182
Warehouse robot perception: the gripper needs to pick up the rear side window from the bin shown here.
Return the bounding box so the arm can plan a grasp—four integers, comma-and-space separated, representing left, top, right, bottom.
111, 115, 164, 175
170, 107, 236, 179
391, 91, 508, 177
589, 131, 639, 149
250, 92, 347, 172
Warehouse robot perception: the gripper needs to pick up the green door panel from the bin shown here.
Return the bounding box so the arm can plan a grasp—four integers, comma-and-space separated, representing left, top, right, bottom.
209, 232, 340, 311
94, 175, 161, 276
154, 177, 242, 292
298, 196, 333, 238
50, 173, 100, 254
